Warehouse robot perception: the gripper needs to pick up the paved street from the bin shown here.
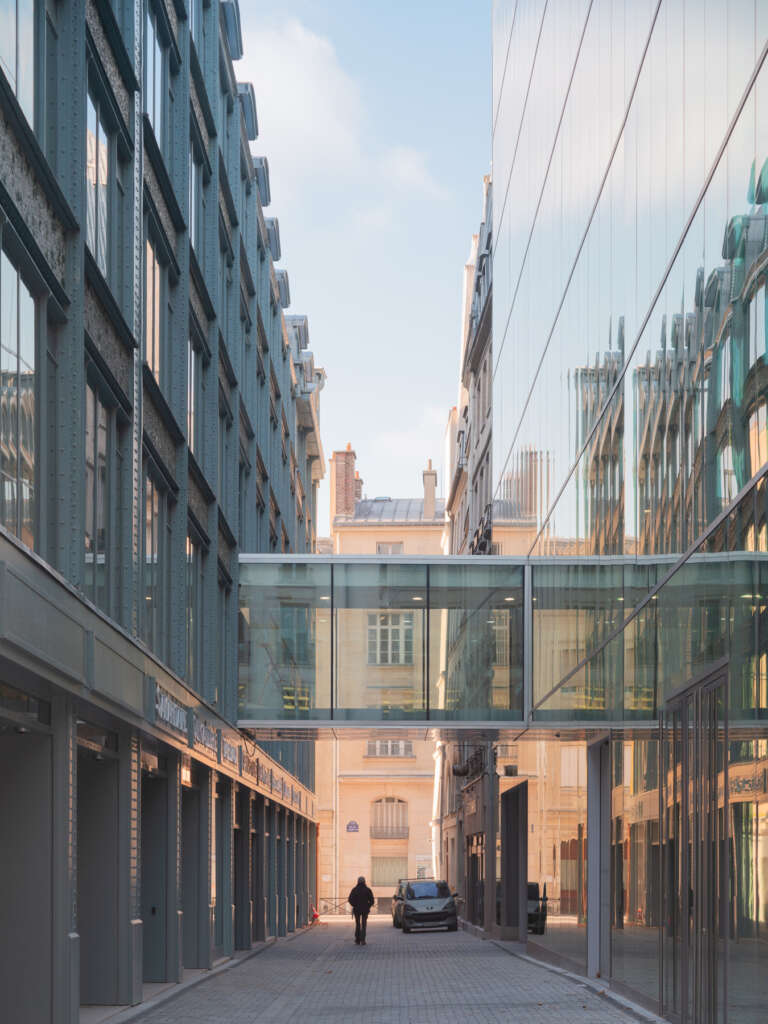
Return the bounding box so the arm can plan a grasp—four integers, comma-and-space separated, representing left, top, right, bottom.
132, 917, 644, 1024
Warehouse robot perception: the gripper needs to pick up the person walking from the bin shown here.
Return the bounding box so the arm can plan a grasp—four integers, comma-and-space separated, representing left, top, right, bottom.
348, 875, 375, 945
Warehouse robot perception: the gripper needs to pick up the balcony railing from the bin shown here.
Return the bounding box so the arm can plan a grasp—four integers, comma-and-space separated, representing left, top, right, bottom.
370, 825, 409, 839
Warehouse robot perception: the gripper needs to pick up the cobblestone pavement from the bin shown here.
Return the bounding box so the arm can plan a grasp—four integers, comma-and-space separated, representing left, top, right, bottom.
133, 918, 642, 1024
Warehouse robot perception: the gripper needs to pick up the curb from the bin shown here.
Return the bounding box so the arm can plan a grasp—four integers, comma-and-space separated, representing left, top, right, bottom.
488, 941, 666, 1024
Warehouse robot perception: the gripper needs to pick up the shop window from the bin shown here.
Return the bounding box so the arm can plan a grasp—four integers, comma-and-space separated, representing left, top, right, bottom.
0, 250, 36, 548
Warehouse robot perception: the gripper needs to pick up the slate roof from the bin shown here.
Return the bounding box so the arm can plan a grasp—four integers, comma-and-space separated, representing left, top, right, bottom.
349, 497, 446, 524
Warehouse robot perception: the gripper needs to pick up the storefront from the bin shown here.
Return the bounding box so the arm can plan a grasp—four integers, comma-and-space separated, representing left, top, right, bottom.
0, 534, 317, 1024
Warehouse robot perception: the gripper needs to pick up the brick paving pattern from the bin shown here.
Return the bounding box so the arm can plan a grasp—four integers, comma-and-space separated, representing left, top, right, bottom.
133, 918, 641, 1023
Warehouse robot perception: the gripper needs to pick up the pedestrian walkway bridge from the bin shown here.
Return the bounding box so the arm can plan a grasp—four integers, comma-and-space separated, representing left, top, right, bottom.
237, 551, 757, 730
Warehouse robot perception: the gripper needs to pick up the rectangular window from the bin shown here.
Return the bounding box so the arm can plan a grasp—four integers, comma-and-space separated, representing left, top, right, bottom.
187, 337, 199, 456
0, 250, 36, 548
218, 581, 229, 705
144, 4, 165, 146
218, 408, 230, 502
376, 542, 404, 555
366, 739, 414, 757
86, 89, 110, 276
371, 857, 408, 887
142, 466, 171, 659
367, 612, 413, 665
188, 0, 201, 46
0, 0, 34, 124
84, 381, 110, 612
186, 533, 203, 689
145, 237, 162, 383
189, 147, 202, 252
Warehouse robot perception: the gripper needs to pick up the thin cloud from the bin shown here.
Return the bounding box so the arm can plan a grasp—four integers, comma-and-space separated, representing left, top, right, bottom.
239, 17, 447, 205
381, 145, 450, 200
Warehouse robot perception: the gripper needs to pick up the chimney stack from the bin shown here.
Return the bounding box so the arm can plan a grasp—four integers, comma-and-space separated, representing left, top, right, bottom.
330, 445, 363, 523
423, 458, 437, 520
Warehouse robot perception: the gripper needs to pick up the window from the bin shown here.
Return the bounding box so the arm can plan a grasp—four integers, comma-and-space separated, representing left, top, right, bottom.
187, 337, 201, 457
144, 4, 166, 146
367, 612, 413, 665
86, 89, 110, 276
84, 378, 122, 614
279, 605, 312, 665
0, 250, 36, 547
0, 0, 34, 124
142, 466, 171, 660
186, 532, 204, 689
189, 144, 204, 252
188, 0, 201, 47
749, 402, 768, 477
376, 542, 404, 555
367, 739, 413, 757
145, 237, 163, 383
492, 610, 509, 666
371, 798, 408, 839
371, 857, 408, 887
717, 444, 736, 511
749, 284, 767, 367
217, 579, 230, 705
217, 406, 230, 502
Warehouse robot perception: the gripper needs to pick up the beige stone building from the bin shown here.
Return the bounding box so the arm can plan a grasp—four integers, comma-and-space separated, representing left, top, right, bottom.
316, 447, 444, 912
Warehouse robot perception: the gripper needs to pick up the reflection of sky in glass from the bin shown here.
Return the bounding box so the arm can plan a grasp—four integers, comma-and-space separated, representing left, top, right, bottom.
492, 0, 768, 556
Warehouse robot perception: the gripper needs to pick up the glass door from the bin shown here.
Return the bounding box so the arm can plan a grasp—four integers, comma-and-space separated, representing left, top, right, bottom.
662, 673, 728, 1024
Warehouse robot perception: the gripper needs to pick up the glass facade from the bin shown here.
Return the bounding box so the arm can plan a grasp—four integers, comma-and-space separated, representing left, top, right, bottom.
492, 2, 768, 1018
237, 558, 524, 722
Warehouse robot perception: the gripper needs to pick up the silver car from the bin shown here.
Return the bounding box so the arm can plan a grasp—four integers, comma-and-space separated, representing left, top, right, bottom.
399, 880, 458, 933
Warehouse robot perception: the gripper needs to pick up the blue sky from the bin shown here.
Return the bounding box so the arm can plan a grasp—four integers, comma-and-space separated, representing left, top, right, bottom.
237, 2, 491, 534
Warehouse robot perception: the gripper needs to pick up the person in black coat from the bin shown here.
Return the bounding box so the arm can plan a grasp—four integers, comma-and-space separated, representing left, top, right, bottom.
348, 876, 375, 945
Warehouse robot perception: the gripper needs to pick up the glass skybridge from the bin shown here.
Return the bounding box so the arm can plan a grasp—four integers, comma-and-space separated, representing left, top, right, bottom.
238, 550, 766, 729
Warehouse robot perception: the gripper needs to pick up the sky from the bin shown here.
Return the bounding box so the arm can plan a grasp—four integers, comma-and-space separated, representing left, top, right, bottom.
237, 1, 491, 536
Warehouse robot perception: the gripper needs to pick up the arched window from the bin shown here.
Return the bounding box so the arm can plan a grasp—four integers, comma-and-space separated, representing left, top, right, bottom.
371, 797, 408, 838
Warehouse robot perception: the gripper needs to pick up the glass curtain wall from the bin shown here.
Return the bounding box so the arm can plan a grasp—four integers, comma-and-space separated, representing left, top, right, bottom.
493, 0, 768, 699
237, 560, 525, 722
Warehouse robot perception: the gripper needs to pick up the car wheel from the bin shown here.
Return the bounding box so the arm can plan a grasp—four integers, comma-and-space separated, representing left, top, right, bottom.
402, 924, 411, 933
448, 922, 458, 932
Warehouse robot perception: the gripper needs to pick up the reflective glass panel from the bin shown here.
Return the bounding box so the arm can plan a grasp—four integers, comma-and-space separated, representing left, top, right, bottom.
238, 561, 331, 720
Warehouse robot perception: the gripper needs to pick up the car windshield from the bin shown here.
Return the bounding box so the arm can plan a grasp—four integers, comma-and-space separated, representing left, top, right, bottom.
406, 881, 450, 900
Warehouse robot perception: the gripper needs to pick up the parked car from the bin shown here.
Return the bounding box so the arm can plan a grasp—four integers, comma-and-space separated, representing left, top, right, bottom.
527, 882, 547, 935
391, 879, 414, 928
393, 879, 458, 933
